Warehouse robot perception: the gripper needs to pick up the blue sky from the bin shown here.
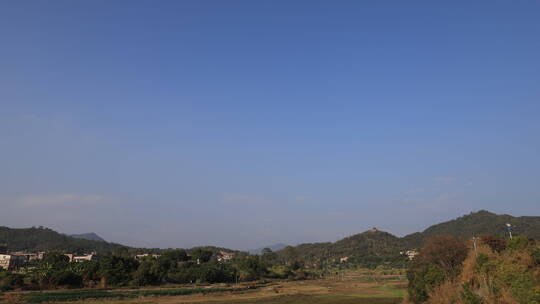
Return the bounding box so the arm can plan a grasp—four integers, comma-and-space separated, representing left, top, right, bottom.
1, 1, 539, 250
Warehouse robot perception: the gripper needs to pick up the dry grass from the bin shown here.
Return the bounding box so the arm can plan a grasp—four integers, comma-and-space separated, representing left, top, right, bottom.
26, 279, 405, 304
3, 293, 24, 304
426, 280, 461, 304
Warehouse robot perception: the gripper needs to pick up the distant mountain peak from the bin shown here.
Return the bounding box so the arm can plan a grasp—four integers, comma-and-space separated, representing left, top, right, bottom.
356, 227, 394, 237
70, 232, 106, 242
248, 243, 288, 255
468, 210, 497, 216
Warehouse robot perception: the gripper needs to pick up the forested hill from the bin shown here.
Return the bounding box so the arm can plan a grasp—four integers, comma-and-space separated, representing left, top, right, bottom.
0, 226, 127, 253
401, 210, 540, 248
0, 226, 245, 256
274, 210, 540, 268
69, 232, 106, 242
277, 228, 408, 268
2, 210, 539, 261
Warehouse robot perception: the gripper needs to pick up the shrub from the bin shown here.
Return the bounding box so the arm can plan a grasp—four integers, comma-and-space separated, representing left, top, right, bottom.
461, 282, 483, 304
51, 271, 82, 287
407, 235, 468, 303
407, 264, 445, 303
479, 235, 507, 253
507, 236, 531, 251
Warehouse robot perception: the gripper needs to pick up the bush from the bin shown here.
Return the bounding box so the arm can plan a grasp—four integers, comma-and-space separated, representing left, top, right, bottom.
98, 255, 139, 286
461, 282, 483, 304
52, 271, 82, 288
407, 235, 467, 303
507, 236, 531, 251
407, 264, 445, 303
0, 273, 26, 291
479, 235, 507, 253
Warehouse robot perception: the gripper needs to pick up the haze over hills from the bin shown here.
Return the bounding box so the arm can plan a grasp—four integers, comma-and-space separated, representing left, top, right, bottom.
2, 211, 539, 260
69, 232, 106, 242
248, 243, 288, 255
0, 226, 127, 253
0, 226, 242, 256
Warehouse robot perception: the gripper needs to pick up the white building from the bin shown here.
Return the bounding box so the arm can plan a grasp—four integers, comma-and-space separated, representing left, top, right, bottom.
0, 254, 26, 270
400, 250, 419, 260
135, 253, 161, 260
73, 254, 98, 262
339, 256, 350, 263
217, 251, 234, 262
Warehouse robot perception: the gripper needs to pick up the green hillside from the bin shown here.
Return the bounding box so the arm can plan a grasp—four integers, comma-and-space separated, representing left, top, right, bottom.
2, 210, 539, 265
0, 226, 127, 253
69, 232, 106, 242
276, 211, 540, 268
402, 210, 540, 248
278, 228, 408, 268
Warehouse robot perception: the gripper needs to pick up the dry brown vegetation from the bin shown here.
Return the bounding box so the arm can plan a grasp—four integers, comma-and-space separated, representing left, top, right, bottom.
405, 235, 540, 304
1, 277, 405, 304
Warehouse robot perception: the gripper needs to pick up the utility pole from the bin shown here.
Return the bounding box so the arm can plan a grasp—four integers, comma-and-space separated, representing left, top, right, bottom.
472, 236, 478, 256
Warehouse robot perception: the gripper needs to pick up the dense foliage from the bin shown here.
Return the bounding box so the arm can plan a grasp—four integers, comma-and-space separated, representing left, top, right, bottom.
407, 235, 468, 303
273, 210, 540, 270
0, 248, 308, 291
276, 230, 410, 270
405, 234, 540, 304
402, 210, 540, 248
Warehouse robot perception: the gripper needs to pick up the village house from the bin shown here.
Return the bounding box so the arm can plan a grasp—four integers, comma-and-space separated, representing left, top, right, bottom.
339, 256, 350, 263
0, 254, 26, 270
11, 252, 40, 261
135, 253, 161, 260
216, 251, 234, 262
65, 253, 74, 262
400, 250, 419, 260
73, 254, 98, 262
64, 253, 98, 262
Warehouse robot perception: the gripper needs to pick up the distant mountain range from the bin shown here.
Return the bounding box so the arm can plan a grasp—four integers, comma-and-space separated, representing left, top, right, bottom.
248, 243, 288, 254
2, 210, 539, 259
69, 232, 106, 242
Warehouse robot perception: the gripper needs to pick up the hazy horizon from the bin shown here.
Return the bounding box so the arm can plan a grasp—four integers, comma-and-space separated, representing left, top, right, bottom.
0, 209, 534, 251
1, 1, 539, 250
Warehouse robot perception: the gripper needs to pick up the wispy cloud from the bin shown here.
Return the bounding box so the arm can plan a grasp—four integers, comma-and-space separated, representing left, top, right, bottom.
402, 188, 426, 195
433, 176, 456, 184
220, 193, 266, 205
434, 192, 457, 203
16, 193, 105, 207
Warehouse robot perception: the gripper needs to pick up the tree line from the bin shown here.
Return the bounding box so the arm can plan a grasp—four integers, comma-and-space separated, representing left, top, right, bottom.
0, 248, 309, 291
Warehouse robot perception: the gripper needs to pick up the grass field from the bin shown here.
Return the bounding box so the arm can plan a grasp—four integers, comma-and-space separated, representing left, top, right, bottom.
1, 276, 406, 304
